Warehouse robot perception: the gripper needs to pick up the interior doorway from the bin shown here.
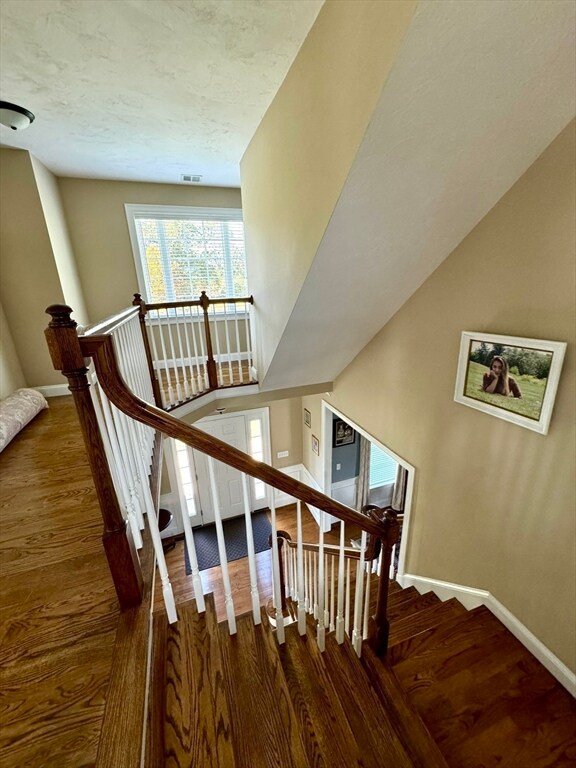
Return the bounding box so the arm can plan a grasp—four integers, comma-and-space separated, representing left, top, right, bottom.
321, 400, 414, 580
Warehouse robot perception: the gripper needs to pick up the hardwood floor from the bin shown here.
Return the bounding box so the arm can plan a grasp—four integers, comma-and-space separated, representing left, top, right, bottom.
0, 397, 120, 768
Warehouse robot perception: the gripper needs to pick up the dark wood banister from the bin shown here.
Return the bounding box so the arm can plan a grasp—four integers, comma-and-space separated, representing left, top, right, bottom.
45, 304, 397, 654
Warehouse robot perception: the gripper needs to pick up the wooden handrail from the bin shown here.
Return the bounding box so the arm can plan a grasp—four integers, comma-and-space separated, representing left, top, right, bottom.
45, 303, 397, 653
71, 328, 387, 538
139, 293, 254, 312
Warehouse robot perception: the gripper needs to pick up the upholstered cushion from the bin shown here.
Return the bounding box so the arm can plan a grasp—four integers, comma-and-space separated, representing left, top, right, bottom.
0, 388, 48, 452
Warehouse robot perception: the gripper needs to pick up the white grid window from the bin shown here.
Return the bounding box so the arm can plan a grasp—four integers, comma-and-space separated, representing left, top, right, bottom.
126, 204, 248, 303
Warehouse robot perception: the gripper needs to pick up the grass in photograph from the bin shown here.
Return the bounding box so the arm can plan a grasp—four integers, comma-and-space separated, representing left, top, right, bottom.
464, 361, 547, 421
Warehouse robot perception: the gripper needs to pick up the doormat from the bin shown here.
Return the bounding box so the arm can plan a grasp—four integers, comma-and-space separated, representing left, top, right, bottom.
184, 510, 272, 572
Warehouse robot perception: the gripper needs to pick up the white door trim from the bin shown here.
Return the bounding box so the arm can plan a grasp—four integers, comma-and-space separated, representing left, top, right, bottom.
320, 399, 415, 580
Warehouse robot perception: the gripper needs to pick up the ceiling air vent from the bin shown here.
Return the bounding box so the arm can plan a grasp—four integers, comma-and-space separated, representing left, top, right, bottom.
181, 174, 202, 183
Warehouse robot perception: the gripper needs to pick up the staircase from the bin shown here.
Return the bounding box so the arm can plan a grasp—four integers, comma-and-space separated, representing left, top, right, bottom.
146, 584, 576, 767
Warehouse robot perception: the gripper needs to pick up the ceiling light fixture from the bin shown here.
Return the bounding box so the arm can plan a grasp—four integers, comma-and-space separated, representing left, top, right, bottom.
0, 101, 35, 130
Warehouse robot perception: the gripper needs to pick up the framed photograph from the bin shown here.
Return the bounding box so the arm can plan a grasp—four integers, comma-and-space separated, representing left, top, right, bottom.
333, 419, 356, 447
454, 332, 566, 435
304, 408, 311, 428
312, 434, 320, 455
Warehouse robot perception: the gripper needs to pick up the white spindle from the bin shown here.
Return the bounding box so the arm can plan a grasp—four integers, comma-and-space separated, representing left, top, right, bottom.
89, 373, 143, 549
245, 303, 254, 381
336, 520, 345, 643
181, 513, 205, 613
313, 551, 318, 620
296, 500, 306, 635
316, 512, 326, 651
155, 311, 174, 405
223, 306, 233, 383
330, 555, 335, 632
268, 496, 285, 644
233, 303, 243, 383
174, 308, 191, 399
363, 566, 372, 640
345, 558, 351, 637
181, 307, 198, 396
146, 313, 166, 408
352, 531, 367, 656
241, 472, 260, 625
207, 457, 236, 633
304, 549, 310, 614
164, 309, 182, 402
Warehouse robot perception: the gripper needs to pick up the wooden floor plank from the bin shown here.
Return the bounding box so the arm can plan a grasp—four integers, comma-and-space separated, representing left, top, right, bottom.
0, 398, 123, 768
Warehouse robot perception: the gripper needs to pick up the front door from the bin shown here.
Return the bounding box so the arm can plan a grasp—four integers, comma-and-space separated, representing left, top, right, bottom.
193, 415, 252, 524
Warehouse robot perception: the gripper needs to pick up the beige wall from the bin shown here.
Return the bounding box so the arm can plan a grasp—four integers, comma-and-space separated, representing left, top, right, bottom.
0, 301, 26, 398
0, 149, 65, 387
58, 178, 242, 321
330, 122, 576, 669
301, 394, 325, 487
241, 0, 416, 380
31, 157, 88, 326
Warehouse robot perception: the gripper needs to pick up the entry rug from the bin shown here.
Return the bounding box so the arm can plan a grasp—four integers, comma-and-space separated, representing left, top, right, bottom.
184, 510, 272, 572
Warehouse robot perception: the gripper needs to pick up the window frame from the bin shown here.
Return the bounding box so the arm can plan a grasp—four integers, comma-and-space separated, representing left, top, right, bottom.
125, 203, 246, 304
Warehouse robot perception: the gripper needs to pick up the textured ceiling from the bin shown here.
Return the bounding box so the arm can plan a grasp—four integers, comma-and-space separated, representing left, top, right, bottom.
0, 0, 323, 186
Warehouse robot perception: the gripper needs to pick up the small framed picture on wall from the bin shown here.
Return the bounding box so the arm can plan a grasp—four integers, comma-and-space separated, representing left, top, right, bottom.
312, 434, 320, 455
304, 408, 311, 428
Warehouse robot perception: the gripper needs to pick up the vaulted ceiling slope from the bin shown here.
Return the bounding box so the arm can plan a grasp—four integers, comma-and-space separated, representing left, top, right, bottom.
259, 0, 575, 391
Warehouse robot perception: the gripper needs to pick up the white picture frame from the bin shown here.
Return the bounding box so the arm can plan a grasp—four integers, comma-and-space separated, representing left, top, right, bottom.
454, 332, 566, 435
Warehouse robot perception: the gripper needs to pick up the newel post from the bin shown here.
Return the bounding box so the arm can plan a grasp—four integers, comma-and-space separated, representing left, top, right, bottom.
199, 291, 218, 389
132, 293, 163, 407
45, 304, 144, 610
369, 506, 400, 656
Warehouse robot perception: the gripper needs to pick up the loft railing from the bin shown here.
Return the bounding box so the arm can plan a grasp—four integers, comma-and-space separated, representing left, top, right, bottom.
132, 291, 256, 410
45, 302, 399, 657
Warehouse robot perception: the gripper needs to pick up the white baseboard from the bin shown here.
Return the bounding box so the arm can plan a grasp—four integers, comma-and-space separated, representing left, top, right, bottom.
35, 384, 70, 398
401, 573, 576, 696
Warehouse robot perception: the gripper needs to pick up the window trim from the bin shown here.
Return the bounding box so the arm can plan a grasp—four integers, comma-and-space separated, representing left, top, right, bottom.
125, 203, 245, 304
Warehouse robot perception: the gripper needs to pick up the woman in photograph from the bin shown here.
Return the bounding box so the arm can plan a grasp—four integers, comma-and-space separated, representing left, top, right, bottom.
482, 355, 522, 398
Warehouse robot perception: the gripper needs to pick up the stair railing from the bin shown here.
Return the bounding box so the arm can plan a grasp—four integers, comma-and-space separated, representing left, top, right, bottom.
132, 291, 256, 410
45, 303, 399, 656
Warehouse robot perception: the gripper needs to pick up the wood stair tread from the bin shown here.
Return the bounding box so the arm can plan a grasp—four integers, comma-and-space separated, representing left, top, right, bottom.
388, 597, 467, 648
277, 624, 365, 768
322, 633, 423, 768
360, 644, 449, 768
388, 604, 500, 666
163, 594, 235, 768
218, 611, 310, 768
387, 589, 441, 623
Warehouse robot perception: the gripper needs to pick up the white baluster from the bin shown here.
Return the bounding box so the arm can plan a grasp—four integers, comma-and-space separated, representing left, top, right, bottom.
181, 306, 198, 396
336, 520, 345, 643
352, 531, 367, 656
268, 496, 285, 644
330, 555, 335, 633
363, 566, 372, 640
196, 305, 210, 390
316, 511, 326, 651
156, 310, 175, 406
146, 313, 166, 408
245, 303, 254, 381
164, 309, 182, 402
241, 473, 260, 625
296, 500, 306, 635
313, 551, 318, 620
173, 308, 191, 399
206, 457, 236, 634
182, 522, 205, 613
345, 558, 351, 637
304, 549, 310, 614
223, 305, 233, 384
90, 374, 143, 549
324, 553, 330, 629
233, 303, 244, 383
